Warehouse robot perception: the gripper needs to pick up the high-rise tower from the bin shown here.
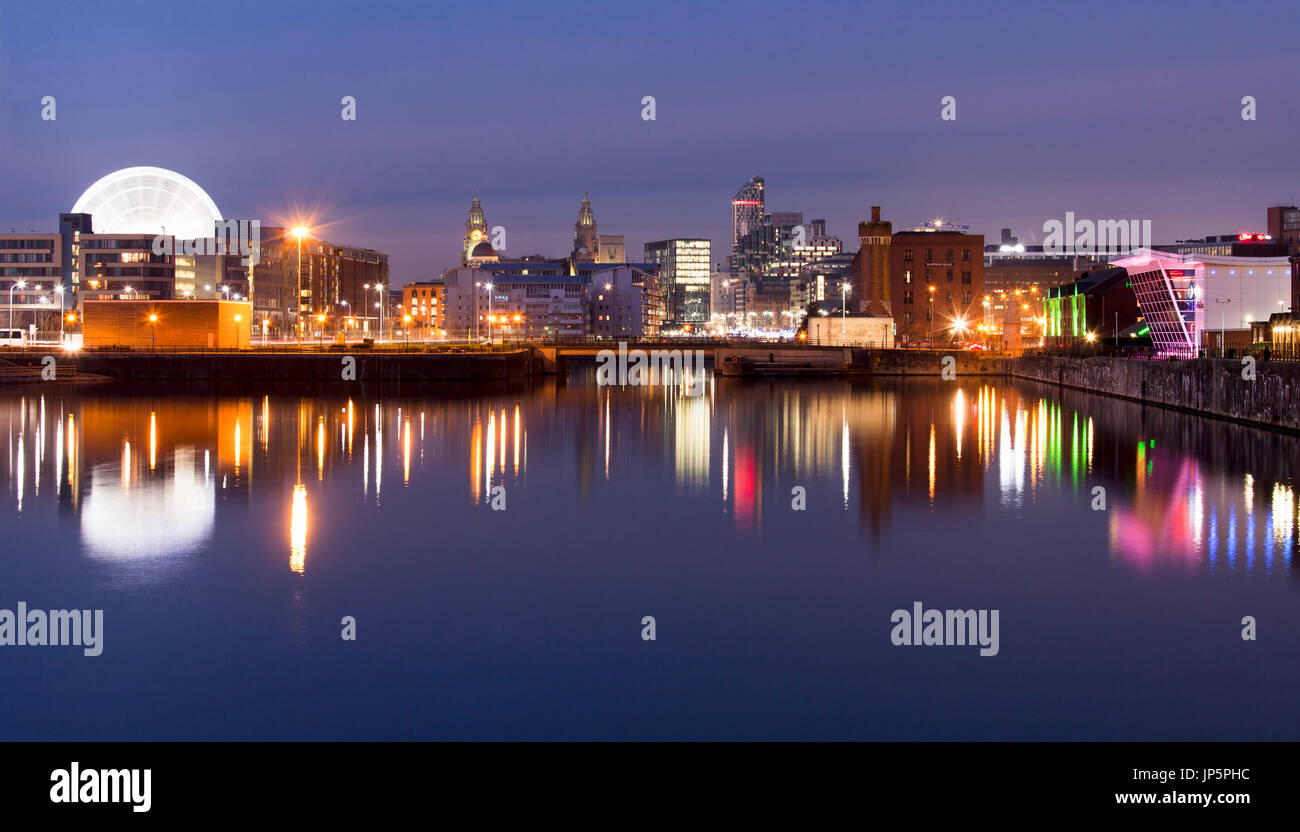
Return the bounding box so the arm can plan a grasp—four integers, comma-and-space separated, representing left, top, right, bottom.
730, 175, 765, 265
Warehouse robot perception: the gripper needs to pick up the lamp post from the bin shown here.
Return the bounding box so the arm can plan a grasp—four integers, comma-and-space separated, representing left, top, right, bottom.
485, 282, 494, 343
364, 283, 385, 341
234, 314, 243, 350
927, 284, 936, 343
54, 285, 65, 345
840, 282, 849, 339
148, 313, 157, 348
8, 279, 27, 338
293, 227, 309, 346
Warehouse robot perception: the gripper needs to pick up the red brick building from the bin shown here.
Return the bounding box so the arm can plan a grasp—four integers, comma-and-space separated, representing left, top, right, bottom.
890, 228, 984, 343
401, 281, 444, 331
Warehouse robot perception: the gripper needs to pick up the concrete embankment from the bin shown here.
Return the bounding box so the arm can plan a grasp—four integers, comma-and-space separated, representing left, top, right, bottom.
0, 349, 535, 382
1011, 355, 1300, 433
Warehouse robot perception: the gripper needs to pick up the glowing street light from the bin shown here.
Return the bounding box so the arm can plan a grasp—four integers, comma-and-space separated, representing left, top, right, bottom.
293, 226, 310, 345
840, 282, 850, 337
53, 284, 66, 343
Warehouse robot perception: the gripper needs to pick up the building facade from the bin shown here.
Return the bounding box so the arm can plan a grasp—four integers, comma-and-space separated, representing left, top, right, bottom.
1111, 249, 1291, 358
401, 281, 446, 331
890, 227, 985, 343
645, 238, 710, 328
586, 266, 664, 338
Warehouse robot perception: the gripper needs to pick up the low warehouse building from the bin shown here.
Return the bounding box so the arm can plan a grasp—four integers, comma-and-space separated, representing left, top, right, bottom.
82, 300, 253, 349
805, 313, 894, 348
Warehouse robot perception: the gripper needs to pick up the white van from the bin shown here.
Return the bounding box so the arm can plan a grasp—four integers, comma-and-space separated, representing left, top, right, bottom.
0, 328, 27, 347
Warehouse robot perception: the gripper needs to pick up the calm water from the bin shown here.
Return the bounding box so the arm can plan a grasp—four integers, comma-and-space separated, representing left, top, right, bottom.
1, 371, 1297, 740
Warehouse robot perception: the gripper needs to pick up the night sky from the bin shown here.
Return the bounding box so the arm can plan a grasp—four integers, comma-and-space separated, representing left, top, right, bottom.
1, 0, 1296, 282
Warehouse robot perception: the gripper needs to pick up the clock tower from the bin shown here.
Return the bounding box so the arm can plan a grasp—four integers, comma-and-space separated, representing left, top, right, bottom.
463, 192, 490, 265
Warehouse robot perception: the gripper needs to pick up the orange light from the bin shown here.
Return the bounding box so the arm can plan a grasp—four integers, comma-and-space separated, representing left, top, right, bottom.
148, 314, 158, 322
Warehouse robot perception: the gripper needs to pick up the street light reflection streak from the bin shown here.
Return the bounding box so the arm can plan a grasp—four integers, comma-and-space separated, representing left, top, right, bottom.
66, 414, 76, 504
55, 417, 63, 498
470, 420, 481, 502
486, 410, 496, 500
403, 418, 411, 485
290, 483, 307, 574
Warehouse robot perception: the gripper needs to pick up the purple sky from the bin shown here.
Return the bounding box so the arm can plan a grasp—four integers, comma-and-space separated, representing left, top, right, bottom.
2, 0, 1297, 282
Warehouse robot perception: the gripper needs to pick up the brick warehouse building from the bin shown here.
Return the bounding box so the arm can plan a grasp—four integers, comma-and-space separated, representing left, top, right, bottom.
889, 225, 984, 343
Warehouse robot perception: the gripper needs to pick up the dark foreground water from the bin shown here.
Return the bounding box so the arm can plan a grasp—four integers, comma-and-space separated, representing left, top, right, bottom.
1, 372, 1297, 740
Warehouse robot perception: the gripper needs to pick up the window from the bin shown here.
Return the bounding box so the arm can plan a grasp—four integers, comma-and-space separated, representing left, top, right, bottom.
925, 269, 932, 283
961, 271, 972, 285
946, 249, 953, 260
946, 269, 953, 282
962, 291, 973, 305
904, 269, 912, 284
962, 250, 971, 262
925, 249, 932, 260
903, 249, 913, 262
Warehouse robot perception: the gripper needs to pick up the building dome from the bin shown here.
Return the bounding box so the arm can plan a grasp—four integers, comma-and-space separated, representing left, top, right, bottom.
71, 166, 223, 240
471, 241, 497, 258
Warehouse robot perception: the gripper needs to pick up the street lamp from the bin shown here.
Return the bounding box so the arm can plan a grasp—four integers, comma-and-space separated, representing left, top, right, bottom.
364, 283, 385, 341
840, 282, 850, 338
293, 226, 309, 346
148, 313, 158, 347
485, 282, 494, 342
234, 314, 243, 350
8, 279, 27, 338
54, 285, 65, 344
927, 284, 937, 342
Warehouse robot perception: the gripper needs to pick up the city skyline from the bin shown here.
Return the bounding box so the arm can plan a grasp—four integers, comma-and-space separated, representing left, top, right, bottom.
2, 0, 1297, 282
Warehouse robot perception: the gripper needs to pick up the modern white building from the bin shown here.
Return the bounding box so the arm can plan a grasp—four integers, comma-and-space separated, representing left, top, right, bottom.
1111, 249, 1290, 358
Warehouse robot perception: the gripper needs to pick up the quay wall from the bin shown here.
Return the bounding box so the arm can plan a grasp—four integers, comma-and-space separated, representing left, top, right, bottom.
0, 349, 535, 382
1011, 355, 1300, 432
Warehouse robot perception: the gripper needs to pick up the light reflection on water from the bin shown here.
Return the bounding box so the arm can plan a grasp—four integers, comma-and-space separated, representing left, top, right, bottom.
2, 374, 1300, 740
1, 377, 1297, 581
